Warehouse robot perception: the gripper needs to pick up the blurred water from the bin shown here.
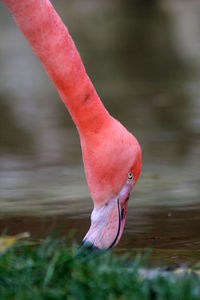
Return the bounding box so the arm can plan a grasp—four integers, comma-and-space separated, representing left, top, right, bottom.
0, 0, 200, 258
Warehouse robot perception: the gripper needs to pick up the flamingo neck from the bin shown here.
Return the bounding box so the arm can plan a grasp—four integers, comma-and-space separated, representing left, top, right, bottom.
3, 0, 111, 135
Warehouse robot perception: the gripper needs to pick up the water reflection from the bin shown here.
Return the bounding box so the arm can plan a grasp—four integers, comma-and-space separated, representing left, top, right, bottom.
0, 0, 200, 259
0, 94, 34, 154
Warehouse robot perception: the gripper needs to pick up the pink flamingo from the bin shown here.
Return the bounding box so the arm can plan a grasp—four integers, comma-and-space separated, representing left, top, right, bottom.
2, 0, 141, 249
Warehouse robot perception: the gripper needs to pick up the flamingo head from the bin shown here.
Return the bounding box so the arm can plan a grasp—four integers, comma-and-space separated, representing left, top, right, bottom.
80, 118, 142, 250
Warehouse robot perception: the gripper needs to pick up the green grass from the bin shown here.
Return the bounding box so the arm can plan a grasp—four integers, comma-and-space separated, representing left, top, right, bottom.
0, 237, 199, 300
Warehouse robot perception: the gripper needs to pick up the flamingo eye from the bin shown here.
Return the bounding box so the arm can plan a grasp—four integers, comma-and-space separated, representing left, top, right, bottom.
128, 172, 133, 179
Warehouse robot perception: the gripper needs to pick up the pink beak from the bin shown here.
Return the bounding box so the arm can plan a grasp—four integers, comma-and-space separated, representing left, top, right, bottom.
81, 174, 134, 250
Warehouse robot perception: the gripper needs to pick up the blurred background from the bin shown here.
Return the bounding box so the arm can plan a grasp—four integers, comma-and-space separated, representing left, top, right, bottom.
0, 0, 200, 253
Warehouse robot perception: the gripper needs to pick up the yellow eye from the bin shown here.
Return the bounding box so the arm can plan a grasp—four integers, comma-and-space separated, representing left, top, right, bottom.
128, 172, 133, 179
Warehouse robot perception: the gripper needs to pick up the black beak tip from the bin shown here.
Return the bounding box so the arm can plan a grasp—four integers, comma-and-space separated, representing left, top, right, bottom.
79, 240, 100, 251
74, 240, 103, 259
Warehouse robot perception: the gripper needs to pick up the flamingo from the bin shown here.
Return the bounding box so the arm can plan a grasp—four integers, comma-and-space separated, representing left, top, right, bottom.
2, 0, 142, 249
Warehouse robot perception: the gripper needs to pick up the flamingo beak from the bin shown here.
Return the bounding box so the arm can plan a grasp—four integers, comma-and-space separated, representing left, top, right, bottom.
81, 175, 134, 250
